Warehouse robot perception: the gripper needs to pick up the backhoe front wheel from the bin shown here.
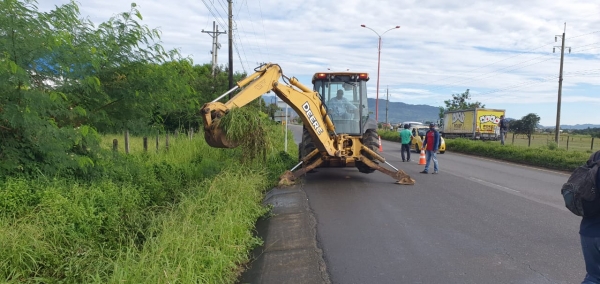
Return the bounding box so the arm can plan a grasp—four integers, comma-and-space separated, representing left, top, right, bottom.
356, 129, 379, 173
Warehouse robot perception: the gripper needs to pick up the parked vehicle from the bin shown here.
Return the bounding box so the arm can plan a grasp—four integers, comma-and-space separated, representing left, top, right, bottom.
441, 108, 505, 140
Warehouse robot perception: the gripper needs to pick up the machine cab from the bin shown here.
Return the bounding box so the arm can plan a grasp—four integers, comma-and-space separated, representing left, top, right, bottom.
312, 72, 370, 135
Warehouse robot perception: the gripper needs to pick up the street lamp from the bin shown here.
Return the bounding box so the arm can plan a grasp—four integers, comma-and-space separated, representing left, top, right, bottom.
361, 24, 400, 124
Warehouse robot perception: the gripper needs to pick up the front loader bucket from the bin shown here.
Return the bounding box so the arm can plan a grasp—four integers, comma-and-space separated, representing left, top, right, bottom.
203, 123, 240, 148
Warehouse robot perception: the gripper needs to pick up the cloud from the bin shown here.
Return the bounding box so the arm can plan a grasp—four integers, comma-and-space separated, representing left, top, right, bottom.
38, 0, 600, 125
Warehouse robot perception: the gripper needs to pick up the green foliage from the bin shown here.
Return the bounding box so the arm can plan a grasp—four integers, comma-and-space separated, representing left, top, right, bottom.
377, 129, 401, 142
445, 138, 588, 171
571, 127, 600, 138
1, 121, 293, 282
0, 0, 251, 178
217, 106, 271, 163
509, 113, 540, 139
108, 168, 269, 284
440, 89, 485, 118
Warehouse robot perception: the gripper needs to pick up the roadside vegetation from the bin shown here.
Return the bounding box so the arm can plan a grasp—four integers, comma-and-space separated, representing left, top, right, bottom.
378, 129, 595, 172
1, 1, 297, 283
379, 88, 599, 171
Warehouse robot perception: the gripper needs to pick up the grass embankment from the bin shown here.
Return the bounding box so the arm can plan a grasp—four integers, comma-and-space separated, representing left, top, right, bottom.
377, 129, 594, 171
1, 115, 298, 283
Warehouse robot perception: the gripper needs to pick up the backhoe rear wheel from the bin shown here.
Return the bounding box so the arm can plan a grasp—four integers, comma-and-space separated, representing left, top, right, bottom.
356, 129, 379, 173
299, 127, 319, 171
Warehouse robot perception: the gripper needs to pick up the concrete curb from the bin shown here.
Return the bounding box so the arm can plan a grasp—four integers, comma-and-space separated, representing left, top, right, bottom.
238, 184, 330, 284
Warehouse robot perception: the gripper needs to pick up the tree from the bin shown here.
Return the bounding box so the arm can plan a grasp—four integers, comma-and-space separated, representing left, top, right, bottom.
439, 89, 485, 119
0, 1, 180, 177
509, 113, 540, 146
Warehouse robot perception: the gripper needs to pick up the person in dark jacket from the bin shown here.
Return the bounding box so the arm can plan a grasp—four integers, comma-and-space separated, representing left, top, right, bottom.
420, 123, 440, 174
580, 151, 600, 283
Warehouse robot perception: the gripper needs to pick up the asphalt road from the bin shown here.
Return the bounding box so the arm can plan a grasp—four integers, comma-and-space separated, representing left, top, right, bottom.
288, 124, 584, 284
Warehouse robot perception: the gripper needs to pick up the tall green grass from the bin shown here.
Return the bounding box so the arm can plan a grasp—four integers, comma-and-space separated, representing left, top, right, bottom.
445, 138, 591, 171
0, 116, 298, 283
108, 168, 269, 283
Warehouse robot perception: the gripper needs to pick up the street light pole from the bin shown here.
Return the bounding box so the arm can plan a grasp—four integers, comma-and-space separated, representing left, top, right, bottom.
361, 24, 400, 125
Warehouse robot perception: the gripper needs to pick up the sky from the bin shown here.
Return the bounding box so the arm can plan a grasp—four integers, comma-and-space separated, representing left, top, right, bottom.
38, 0, 600, 126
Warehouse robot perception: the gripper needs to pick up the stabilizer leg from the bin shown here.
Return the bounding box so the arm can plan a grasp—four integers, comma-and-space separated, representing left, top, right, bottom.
278, 149, 323, 186
359, 158, 415, 185
360, 145, 415, 185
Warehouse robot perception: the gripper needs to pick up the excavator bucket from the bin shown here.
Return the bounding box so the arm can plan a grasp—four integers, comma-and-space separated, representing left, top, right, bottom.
203, 122, 239, 148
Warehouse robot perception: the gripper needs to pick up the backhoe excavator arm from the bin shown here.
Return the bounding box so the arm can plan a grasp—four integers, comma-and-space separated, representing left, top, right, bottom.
200, 63, 337, 155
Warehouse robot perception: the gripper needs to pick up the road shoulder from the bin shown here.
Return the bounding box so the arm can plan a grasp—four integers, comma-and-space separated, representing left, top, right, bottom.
238, 184, 330, 284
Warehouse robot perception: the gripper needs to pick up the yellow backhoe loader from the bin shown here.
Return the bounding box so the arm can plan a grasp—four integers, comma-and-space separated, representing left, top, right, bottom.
200, 63, 415, 185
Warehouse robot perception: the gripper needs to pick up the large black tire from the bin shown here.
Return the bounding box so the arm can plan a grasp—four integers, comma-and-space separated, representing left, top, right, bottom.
299, 128, 319, 172
356, 129, 379, 173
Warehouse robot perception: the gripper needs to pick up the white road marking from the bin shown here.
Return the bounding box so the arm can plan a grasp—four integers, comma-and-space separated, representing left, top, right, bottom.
468, 177, 520, 193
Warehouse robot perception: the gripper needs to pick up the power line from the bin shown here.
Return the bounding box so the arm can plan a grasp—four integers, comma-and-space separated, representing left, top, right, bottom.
232, 36, 247, 74
426, 30, 600, 90
431, 54, 559, 92
232, 22, 249, 73
426, 42, 555, 86
476, 75, 557, 96
476, 69, 600, 97
567, 30, 600, 40
216, 0, 228, 15
201, 0, 227, 29
257, 0, 271, 62
574, 46, 600, 53
572, 42, 600, 50
244, 0, 264, 62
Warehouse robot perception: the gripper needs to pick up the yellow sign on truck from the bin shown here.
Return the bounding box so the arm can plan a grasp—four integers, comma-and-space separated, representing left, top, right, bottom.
441, 108, 505, 140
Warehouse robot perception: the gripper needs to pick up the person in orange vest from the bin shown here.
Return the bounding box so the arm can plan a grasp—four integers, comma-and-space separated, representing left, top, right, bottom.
420, 123, 440, 174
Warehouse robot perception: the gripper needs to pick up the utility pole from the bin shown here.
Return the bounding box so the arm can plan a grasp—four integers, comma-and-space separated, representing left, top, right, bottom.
385, 86, 389, 127
201, 21, 226, 76
553, 22, 571, 145
228, 0, 234, 98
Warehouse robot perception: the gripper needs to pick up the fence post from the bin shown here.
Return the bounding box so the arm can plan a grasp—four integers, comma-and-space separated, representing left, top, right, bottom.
113, 139, 118, 152
592, 137, 595, 151
156, 132, 159, 152
512, 133, 515, 145
125, 130, 130, 155
566, 136, 569, 151
166, 133, 170, 150
143, 137, 148, 152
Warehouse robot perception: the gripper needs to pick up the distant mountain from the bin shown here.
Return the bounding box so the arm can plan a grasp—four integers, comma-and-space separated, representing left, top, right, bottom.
534, 124, 600, 130
556, 124, 600, 130
262, 95, 440, 124
367, 98, 439, 124
262, 96, 599, 128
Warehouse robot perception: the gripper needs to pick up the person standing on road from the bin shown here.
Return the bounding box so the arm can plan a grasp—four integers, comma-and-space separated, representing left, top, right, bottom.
579, 151, 600, 284
399, 124, 414, 162
420, 123, 440, 174
498, 115, 508, 145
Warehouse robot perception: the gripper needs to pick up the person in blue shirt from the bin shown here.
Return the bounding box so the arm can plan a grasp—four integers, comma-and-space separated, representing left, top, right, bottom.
580, 151, 600, 284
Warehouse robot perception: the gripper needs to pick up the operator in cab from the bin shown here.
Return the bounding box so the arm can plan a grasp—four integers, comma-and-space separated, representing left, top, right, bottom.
328, 89, 358, 119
